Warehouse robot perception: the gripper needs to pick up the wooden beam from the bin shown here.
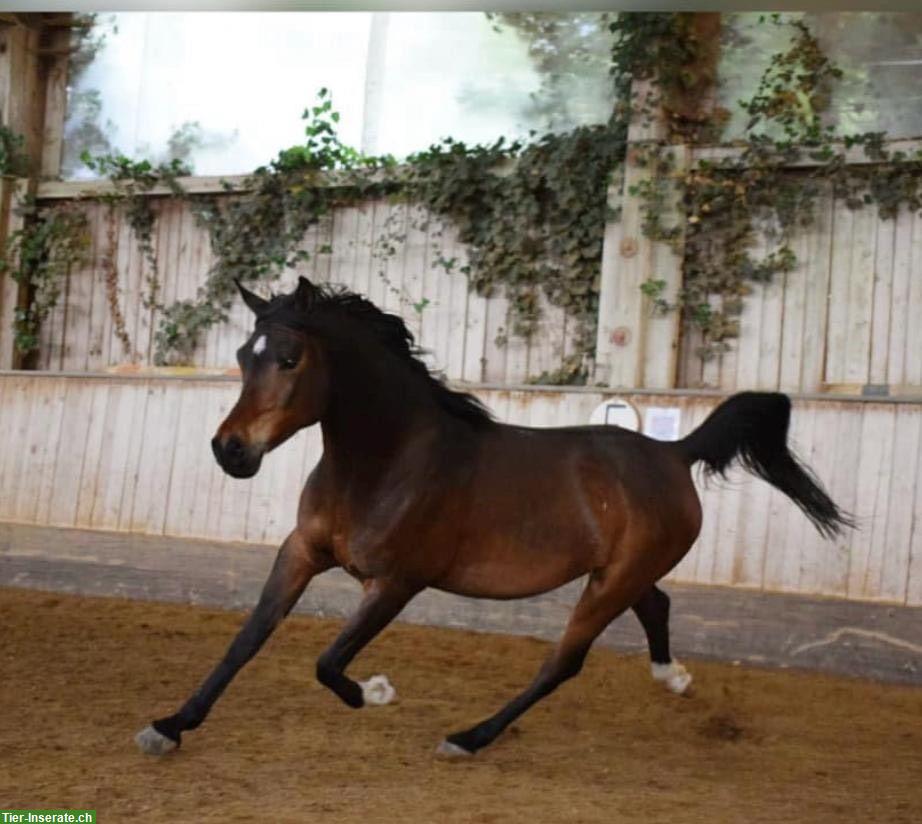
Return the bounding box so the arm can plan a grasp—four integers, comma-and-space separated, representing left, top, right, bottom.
596, 71, 688, 390
0, 177, 18, 369
691, 138, 922, 168
36, 174, 252, 200
40, 20, 71, 179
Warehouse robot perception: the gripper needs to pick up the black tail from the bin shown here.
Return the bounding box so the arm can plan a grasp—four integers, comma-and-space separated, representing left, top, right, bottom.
678, 392, 853, 539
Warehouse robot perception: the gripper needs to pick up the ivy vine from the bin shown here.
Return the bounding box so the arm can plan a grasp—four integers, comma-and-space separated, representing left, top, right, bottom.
6, 12, 922, 385
0, 198, 90, 358
152, 89, 626, 375
631, 14, 922, 361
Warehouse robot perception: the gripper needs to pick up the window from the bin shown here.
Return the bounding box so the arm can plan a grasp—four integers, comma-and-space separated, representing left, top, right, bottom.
719, 13, 922, 141
62, 12, 615, 179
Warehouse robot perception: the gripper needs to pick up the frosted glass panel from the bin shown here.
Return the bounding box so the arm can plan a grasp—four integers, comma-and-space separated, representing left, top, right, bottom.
720, 13, 922, 140
62, 12, 614, 178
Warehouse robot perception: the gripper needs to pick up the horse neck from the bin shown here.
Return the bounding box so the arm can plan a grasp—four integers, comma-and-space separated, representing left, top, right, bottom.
318, 339, 442, 474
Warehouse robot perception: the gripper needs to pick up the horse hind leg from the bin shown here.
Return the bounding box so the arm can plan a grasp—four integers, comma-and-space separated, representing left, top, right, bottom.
438, 564, 648, 757
632, 585, 692, 696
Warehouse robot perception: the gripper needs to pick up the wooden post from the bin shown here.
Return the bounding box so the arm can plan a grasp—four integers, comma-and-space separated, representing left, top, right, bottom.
0, 14, 71, 368
594, 78, 688, 390
0, 177, 35, 370
0, 18, 46, 177
40, 22, 71, 179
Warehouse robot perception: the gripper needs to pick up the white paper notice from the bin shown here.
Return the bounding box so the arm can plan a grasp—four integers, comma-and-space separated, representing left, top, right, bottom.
643, 406, 682, 441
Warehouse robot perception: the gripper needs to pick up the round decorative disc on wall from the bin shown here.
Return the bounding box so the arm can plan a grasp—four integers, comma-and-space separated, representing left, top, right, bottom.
588, 397, 640, 430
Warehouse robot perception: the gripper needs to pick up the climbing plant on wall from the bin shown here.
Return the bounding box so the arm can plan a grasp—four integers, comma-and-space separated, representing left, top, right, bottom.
7, 13, 922, 379
630, 14, 922, 360
149, 88, 628, 372
0, 198, 90, 359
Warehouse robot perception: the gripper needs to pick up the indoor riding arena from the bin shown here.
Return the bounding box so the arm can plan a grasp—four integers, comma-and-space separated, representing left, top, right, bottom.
1, 11, 920, 824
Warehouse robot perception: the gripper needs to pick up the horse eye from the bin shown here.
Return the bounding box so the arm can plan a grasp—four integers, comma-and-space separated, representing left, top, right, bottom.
279, 357, 299, 370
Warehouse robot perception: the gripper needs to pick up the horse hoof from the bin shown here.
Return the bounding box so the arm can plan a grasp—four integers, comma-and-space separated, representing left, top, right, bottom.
651, 661, 693, 696
135, 724, 178, 755
436, 739, 473, 758
360, 674, 396, 706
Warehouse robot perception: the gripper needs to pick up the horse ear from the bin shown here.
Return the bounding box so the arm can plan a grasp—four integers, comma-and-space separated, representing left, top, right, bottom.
235, 279, 269, 315
294, 275, 319, 309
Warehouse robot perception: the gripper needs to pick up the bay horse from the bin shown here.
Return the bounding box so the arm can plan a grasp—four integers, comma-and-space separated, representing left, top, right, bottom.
136, 276, 851, 758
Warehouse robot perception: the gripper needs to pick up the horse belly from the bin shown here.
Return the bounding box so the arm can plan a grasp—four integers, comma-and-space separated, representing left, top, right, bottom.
434, 513, 605, 599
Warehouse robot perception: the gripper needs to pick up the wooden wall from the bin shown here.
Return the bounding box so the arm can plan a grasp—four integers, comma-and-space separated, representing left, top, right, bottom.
1, 372, 920, 607
30, 195, 581, 385
677, 191, 922, 394
19, 174, 922, 395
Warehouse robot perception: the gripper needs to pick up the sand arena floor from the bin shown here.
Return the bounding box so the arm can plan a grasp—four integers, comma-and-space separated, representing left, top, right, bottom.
1, 587, 919, 823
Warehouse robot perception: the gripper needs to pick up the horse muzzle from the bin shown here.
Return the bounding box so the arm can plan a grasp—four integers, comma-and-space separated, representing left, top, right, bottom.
211, 434, 264, 479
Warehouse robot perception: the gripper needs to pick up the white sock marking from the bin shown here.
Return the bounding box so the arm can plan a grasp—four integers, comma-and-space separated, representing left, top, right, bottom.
651, 660, 693, 695
436, 739, 473, 758
360, 674, 396, 705
134, 724, 177, 755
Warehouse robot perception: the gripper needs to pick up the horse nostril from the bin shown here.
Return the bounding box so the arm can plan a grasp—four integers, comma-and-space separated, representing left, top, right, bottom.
225, 435, 245, 459
212, 433, 261, 478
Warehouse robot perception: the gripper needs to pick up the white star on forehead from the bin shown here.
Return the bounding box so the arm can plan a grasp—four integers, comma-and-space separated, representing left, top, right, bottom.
252, 334, 267, 356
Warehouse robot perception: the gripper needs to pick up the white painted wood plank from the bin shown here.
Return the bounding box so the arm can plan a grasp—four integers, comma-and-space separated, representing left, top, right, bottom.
502, 301, 530, 385
798, 193, 834, 392
593, 183, 623, 387
756, 238, 785, 391
817, 403, 861, 598
130, 382, 183, 535
868, 214, 896, 385
59, 207, 97, 372
732, 231, 767, 391
329, 204, 360, 293
424, 214, 454, 377
352, 200, 376, 299
847, 405, 896, 600
527, 294, 566, 384
73, 382, 110, 527
43, 381, 90, 526
880, 405, 920, 602
88, 382, 132, 530
365, 198, 390, 309
163, 381, 214, 537
116, 381, 151, 531
10, 380, 49, 522
885, 206, 913, 387
823, 199, 853, 385
843, 205, 877, 385
85, 204, 111, 371
906, 411, 922, 606
459, 240, 486, 384
442, 224, 470, 382
790, 402, 827, 594
399, 204, 429, 346
778, 228, 809, 392
904, 210, 922, 387
373, 200, 408, 315
480, 287, 510, 384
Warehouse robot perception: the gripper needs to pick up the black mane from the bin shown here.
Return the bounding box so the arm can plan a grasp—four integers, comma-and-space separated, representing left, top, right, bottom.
256, 282, 494, 428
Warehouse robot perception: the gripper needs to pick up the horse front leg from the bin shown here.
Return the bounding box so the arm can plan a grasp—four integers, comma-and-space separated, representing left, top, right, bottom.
315, 578, 419, 708
135, 530, 331, 755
